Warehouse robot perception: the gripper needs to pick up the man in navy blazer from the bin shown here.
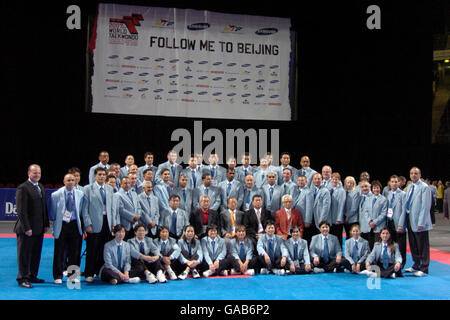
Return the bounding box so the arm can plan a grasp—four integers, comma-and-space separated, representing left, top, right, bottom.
50, 173, 84, 284
404, 167, 432, 276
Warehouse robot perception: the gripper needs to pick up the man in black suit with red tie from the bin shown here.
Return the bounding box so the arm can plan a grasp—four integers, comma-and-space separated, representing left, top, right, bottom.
15, 164, 50, 288
243, 195, 272, 247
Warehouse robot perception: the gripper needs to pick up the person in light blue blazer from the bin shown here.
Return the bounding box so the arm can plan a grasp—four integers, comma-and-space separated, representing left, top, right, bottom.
153, 226, 181, 280
283, 226, 312, 274
50, 174, 84, 283
218, 168, 244, 212
262, 172, 283, 218
137, 181, 160, 239
280, 168, 296, 197
88, 151, 110, 185
127, 223, 166, 283
99, 224, 141, 285
119, 155, 135, 180
171, 174, 194, 217
257, 221, 289, 275
113, 177, 142, 240
276, 152, 297, 185
153, 168, 173, 212
309, 221, 344, 273
343, 176, 360, 239
320, 166, 333, 190
193, 174, 222, 211
82, 167, 116, 282
159, 195, 190, 240
177, 225, 203, 280
241, 175, 264, 212
360, 180, 387, 250
182, 155, 203, 190
385, 175, 407, 268
329, 173, 346, 246
403, 167, 432, 276
342, 224, 370, 274
200, 224, 230, 277
296, 156, 317, 188
155, 150, 183, 188
205, 153, 227, 187
235, 153, 255, 184
254, 157, 278, 189
137, 152, 157, 182
310, 173, 331, 233
292, 175, 314, 243
365, 228, 402, 278
229, 225, 258, 275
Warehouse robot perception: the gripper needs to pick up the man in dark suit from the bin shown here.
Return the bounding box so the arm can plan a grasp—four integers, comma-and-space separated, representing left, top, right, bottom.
15, 164, 50, 288
190, 195, 220, 239
243, 195, 271, 247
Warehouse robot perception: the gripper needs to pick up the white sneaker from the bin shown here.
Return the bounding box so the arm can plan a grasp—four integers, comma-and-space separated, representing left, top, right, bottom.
126, 277, 141, 284
260, 268, 269, 275
404, 267, 418, 273
313, 268, 325, 274
73, 278, 80, 283
110, 279, 118, 285
278, 269, 285, 276
413, 271, 427, 277
178, 271, 189, 280
192, 269, 201, 279
359, 270, 371, 275
245, 269, 255, 276
167, 269, 178, 280
203, 270, 213, 277
344, 269, 351, 274
54, 279, 63, 284
63, 271, 68, 277
156, 270, 167, 283
390, 273, 396, 279
230, 268, 241, 275
146, 272, 157, 284
220, 270, 228, 276
85, 276, 94, 283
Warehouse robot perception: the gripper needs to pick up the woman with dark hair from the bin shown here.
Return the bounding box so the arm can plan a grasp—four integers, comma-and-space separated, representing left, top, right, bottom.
177, 225, 203, 280
365, 228, 402, 278
153, 226, 181, 281
200, 224, 230, 277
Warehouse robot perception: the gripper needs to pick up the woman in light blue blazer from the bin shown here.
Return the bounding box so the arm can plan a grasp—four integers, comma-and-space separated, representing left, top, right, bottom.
153, 226, 181, 280
342, 224, 370, 274
309, 221, 344, 273
200, 224, 230, 277
99, 224, 141, 285
365, 228, 402, 278
329, 173, 346, 246
283, 225, 312, 274
343, 176, 360, 240
177, 225, 203, 280
229, 225, 258, 276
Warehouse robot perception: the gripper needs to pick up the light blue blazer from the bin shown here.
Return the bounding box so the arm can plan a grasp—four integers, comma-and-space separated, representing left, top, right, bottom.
182, 168, 203, 189
262, 184, 283, 217
159, 208, 190, 237
82, 183, 115, 233
253, 169, 278, 189
295, 167, 317, 188
138, 164, 157, 182
277, 165, 297, 185
153, 182, 172, 212
88, 162, 110, 185
256, 234, 288, 259
366, 242, 402, 265
280, 180, 296, 197
50, 187, 84, 239
292, 187, 314, 224
153, 237, 181, 260
113, 189, 142, 231
235, 165, 255, 184
344, 189, 361, 224
193, 185, 221, 211
329, 186, 346, 224
127, 236, 160, 260
229, 238, 254, 262
241, 186, 264, 211
171, 187, 194, 216
205, 165, 227, 186
99, 240, 131, 276
155, 161, 183, 187
119, 166, 132, 180
309, 234, 342, 259
404, 180, 433, 232
359, 194, 387, 233
344, 237, 370, 265
283, 238, 311, 265
218, 179, 244, 212
137, 192, 160, 236
177, 238, 204, 264
386, 189, 407, 230
201, 236, 227, 264
311, 186, 331, 229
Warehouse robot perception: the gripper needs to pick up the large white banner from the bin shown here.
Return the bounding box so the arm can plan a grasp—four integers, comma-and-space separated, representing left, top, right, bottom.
91, 3, 293, 121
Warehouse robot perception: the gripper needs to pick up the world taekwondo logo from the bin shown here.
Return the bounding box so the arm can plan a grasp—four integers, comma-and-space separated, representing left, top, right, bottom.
109, 13, 144, 45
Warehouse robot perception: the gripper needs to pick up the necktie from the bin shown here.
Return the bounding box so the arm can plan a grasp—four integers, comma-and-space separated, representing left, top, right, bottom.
230, 211, 235, 226
269, 186, 274, 201
205, 187, 209, 195
197, 166, 200, 172
405, 185, 415, 212
239, 242, 246, 262
161, 241, 167, 254
262, 173, 265, 183
293, 242, 298, 261
127, 191, 134, 207
171, 165, 175, 179
188, 242, 192, 255
227, 183, 232, 197
211, 167, 216, 179
330, 188, 334, 197
171, 211, 177, 235
182, 189, 186, 203
323, 237, 329, 263
191, 170, 197, 188
139, 241, 145, 254
372, 197, 377, 208
302, 169, 306, 176
117, 245, 122, 269
268, 238, 274, 261
390, 193, 395, 208
166, 185, 171, 196
244, 168, 248, 177
314, 187, 318, 199
100, 187, 106, 205
382, 244, 389, 269
211, 240, 216, 255
296, 189, 302, 204
284, 184, 287, 195
34, 184, 42, 197
246, 189, 251, 205
360, 195, 366, 209
352, 240, 359, 262
66, 192, 74, 212
147, 196, 152, 210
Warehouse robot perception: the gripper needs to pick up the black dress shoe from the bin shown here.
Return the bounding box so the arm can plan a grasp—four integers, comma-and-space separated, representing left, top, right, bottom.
29, 277, 45, 283
19, 281, 33, 288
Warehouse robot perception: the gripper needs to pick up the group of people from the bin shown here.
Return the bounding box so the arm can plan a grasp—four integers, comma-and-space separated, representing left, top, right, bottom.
14, 150, 447, 288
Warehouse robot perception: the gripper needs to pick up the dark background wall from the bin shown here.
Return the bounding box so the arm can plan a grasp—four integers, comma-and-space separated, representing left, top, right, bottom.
1, 0, 448, 186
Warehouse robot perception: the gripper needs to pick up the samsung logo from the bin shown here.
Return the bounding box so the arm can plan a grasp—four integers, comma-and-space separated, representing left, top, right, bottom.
184, 75, 194, 79
124, 56, 134, 60
123, 72, 134, 75
107, 86, 117, 90
140, 57, 150, 61
139, 72, 149, 76
168, 90, 178, 94
241, 64, 251, 68
169, 74, 179, 78
123, 87, 133, 91
242, 93, 251, 97
184, 91, 193, 94
241, 79, 251, 83
170, 59, 180, 63
138, 88, 149, 92
108, 71, 119, 74
227, 63, 237, 67
187, 22, 210, 31
256, 94, 265, 98
213, 62, 222, 66
212, 92, 222, 96
198, 76, 208, 80
270, 94, 280, 99
270, 65, 279, 69
227, 78, 236, 82
198, 91, 208, 95
256, 79, 265, 83
154, 73, 164, 77
153, 89, 164, 93
227, 93, 236, 97
255, 27, 278, 35
108, 55, 119, 59
212, 77, 222, 81
155, 58, 165, 62
184, 60, 194, 64
256, 64, 265, 68
198, 61, 208, 65
270, 80, 280, 84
